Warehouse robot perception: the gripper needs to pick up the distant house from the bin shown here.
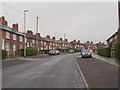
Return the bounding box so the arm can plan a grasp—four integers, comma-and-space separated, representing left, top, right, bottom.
106, 32, 119, 47
95, 42, 107, 49
83, 41, 97, 50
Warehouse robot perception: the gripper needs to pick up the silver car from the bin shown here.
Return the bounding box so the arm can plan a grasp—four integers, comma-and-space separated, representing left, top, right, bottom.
81, 49, 92, 58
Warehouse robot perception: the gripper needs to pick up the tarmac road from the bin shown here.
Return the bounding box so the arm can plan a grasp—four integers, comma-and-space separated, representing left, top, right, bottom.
2, 53, 85, 88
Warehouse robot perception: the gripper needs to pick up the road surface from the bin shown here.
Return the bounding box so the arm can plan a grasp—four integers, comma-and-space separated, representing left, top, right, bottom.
3, 53, 85, 88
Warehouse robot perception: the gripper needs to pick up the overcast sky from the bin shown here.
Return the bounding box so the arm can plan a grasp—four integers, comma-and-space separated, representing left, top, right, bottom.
1, 1, 119, 43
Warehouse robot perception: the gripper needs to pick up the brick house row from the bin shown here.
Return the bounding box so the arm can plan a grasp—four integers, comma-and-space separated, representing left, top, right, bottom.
0, 16, 85, 58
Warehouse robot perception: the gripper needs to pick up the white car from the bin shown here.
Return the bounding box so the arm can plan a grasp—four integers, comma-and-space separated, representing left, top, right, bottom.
81, 49, 92, 58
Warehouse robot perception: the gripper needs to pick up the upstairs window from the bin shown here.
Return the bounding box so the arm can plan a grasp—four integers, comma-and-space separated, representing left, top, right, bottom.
13, 34, 16, 40
6, 32, 10, 39
20, 36, 23, 42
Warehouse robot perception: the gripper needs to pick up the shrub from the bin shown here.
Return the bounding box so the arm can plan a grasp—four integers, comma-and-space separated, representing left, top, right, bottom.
20, 47, 38, 56
2, 50, 7, 59
74, 49, 81, 52
44, 50, 50, 54
97, 47, 111, 57
26, 47, 37, 56
114, 43, 120, 60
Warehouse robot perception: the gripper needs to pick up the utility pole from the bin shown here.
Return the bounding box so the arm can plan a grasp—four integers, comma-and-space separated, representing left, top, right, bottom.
64, 33, 66, 52
36, 16, 39, 50
118, 0, 120, 27
24, 9, 28, 58
118, 0, 120, 43
55, 32, 57, 49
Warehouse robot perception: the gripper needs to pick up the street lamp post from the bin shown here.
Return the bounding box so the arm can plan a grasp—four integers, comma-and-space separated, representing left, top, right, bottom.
24, 10, 28, 58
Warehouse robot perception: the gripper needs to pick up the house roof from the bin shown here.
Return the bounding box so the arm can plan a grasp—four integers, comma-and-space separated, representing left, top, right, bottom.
106, 32, 118, 41
0, 24, 24, 36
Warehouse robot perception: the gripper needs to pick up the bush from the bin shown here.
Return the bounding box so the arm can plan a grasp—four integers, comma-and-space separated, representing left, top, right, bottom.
74, 49, 81, 52
2, 50, 7, 59
114, 43, 120, 60
20, 47, 38, 56
44, 50, 50, 54
26, 47, 37, 56
97, 47, 111, 57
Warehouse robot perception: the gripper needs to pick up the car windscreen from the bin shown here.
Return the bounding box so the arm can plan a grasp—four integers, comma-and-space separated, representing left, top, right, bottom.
82, 50, 90, 53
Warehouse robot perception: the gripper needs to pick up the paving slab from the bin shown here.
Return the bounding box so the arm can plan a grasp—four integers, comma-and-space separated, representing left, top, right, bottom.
77, 57, 118, 89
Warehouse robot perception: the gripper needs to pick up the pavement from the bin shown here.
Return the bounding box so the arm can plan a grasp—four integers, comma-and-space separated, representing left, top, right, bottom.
92, 53, 119, 67
2, 53, 85, 88
76, 56, 118, 88
2, 54, 49, 68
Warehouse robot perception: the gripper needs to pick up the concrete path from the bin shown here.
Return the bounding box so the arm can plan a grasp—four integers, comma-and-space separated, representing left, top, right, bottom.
93, 53, 119, 66
77, 56, 118, 88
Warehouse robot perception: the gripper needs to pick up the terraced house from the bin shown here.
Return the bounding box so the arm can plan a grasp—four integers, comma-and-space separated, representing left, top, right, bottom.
0, 16, 86, 59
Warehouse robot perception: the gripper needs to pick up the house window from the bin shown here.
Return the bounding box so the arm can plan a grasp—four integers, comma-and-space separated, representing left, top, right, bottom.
20, 36, 23, 42
27, 42, 29, 47
41, 41, 43, 45
114, 35, 117, 40
19, 45, 23, 49
41, 47, 43, 50
13, 45, 16, 51
53, 43, 54, 46
5, 43, 10, 51
44, 42, 46, 45
32, 40, 35, 44
110, 38, 113, 42
2, 39, 4, 49
13, 34, 16, 40
6, 32, 10, 39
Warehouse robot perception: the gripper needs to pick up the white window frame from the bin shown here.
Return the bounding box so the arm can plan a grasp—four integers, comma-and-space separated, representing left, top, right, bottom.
32, 39, 35, 44
6, 32, 10, 39
20, 36, 23, 42
13, 34, 16, 40
5, 43, 10, 51
2, 39, 4, 49
25, 38, 27, 43
41, 41, 43, 45
13, 45, 16, 51
19, 45, 23, 49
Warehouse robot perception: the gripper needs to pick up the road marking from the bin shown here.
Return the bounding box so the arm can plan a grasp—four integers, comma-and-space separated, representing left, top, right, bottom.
76, 60, 89, 89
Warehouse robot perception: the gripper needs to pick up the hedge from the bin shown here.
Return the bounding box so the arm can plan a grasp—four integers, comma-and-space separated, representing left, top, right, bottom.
97, 47, 111, 57
2, 50, 7, 59
74, 49, 81, 52
114, 43, 120, 60
20, 47, 38, 56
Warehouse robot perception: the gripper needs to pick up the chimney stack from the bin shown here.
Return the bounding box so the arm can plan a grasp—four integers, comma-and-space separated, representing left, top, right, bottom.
46, 35, 50, 39
60, 38, 63, 41
0, 16, 8, 26
36, 33, 40, 37
78, 40, 80, 43
27, 30, 33, 35
73, 40, 76, 42
52, 37, 55, 40
65, 39, 68, 42
12, 23, 18, 31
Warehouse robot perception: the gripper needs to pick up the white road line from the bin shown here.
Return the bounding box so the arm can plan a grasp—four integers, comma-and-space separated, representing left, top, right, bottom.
76, 60, 89, 88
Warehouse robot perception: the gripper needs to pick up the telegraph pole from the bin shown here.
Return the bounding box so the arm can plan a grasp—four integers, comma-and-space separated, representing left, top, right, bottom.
36, 16, 39, 50
118, 0, 120, 43
64, 33, 66, 52
55, 32, 57, 49
24, 9, 28, 58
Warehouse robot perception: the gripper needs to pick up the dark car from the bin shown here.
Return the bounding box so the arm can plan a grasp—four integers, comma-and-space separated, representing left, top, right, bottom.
81, 49, 92, 58
48, 50, 60, 55
68, 49, 75, 53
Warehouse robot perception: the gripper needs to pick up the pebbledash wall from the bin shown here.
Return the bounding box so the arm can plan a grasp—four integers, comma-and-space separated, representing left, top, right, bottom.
0, 16, 86, 58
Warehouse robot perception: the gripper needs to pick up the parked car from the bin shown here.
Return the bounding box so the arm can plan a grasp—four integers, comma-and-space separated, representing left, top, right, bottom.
56, 50, 60, 55
48, 50, 60, 55
68, 49, 75, 53
81, 49, 92, 58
